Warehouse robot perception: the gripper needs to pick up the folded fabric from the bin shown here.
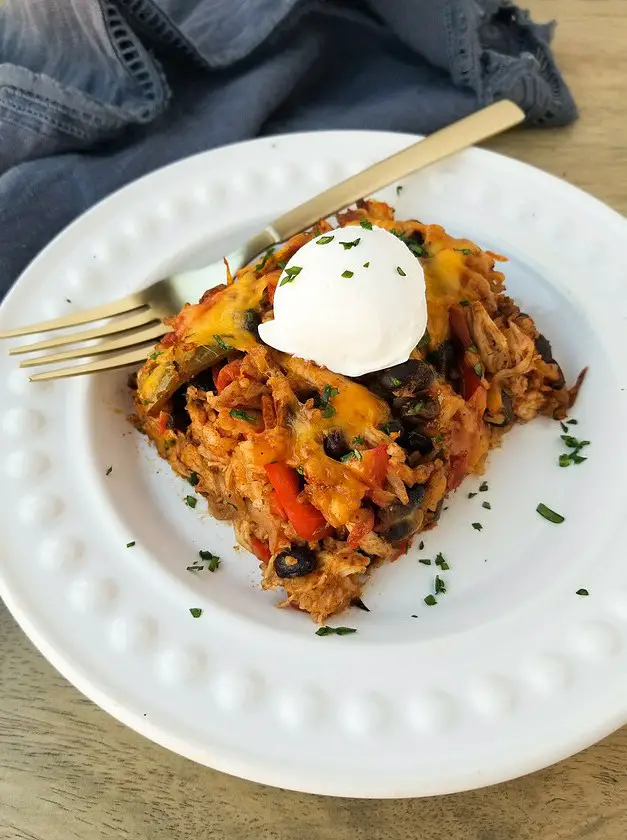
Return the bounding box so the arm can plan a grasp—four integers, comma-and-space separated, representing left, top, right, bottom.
0, 0, 576, 298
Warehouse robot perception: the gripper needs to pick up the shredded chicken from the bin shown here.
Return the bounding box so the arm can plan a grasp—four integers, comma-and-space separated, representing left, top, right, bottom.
132, 200, 585, 622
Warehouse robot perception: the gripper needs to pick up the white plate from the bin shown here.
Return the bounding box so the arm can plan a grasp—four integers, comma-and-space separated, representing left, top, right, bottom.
1, 131, 627, 798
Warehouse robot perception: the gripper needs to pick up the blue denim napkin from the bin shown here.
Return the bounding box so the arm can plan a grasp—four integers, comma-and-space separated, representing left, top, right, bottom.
0, 0, 576, 298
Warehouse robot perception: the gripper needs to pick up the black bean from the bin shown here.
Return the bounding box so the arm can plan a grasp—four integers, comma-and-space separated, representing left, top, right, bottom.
377, 484, 426, 541
191, 368, 217, 392
274, 546, 318, 579
407, 229, 424, 246
380, 419, 403, 437
534, 335, 565, 388
407, 448, 439, 468
534, 334, 554, 364
552, 363, 566, 390
427, 340, 456, 378
392, 397, 439, 426
376, 359, 434, 392
404, 429, 434, 454
170, 386, 191, 433
323, 429, 349, 460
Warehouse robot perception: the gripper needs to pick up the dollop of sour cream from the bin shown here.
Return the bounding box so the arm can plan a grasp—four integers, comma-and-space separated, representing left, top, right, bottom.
258, 225, 428, 377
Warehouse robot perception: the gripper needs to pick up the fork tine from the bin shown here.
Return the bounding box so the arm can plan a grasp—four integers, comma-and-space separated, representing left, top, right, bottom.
28, 345, 151, 382
8, 308, 159, 355
19, 323, 168, 368
0, 292, 147, 340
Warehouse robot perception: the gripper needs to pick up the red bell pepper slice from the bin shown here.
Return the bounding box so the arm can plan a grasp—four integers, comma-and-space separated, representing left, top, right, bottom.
214, 359, 242, 394
449, 305, 473, 349
460, 362, 482, 401
268, 489, 287, 521
265, 462, 329, 541
347, 444, 389, 488
251, 537, 271, 563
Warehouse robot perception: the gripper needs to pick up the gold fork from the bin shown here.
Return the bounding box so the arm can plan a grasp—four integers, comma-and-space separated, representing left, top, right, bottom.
0, 101, 524, 382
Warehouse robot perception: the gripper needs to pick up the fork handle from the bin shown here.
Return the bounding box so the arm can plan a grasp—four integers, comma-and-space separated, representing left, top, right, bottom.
259, 100, 524, 248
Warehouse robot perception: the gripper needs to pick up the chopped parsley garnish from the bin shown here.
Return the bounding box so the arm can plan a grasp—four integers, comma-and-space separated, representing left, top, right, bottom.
424, 594, 437, 606
407, 401, 425, 416
558, 433, 590, 467
396, 266, 406, 276
434, 575, 446, 595
276, 260, 287, 269
560, 421, 569, 433
418, 541, 425, 551
417, 329, 430, 351
479, 481, 489, 492
185, 495, 197, 509
567, 418, 578, 425
279, 265, 302, 286
126, 541, 136, 548
419, 558, 431, 565
389, 376, 402, 388
433, 432, 444, 444
188, 471, 200, 486
474, 362, 483, 377
317, 384, 339, 418
363, 261, 370, 268
434, 553, 449, 570
472, 522, 483, 531
455, 248, 474, 255
576, 588, 589, 597
482, 501, 491, 510
459, 299, 470, 307
316, 235, 334, 245
296, 465, 305, 475
213, 334, 234, 351
244, 309, 258, 331
396, 185, 403, 195
199, 550, 220, 572
393, 230, 426, 257
468, 492, 477, 498
561, 434, 590, 451
149, 351, 162, 360
105, 466, 113, 476
353, 435, 365, 445
359, 218, 373, 230
341, 270, 354, 279
340, 449, 363, 463
315, 626, 357, 636
340, 238, 360, 250
189, 608, 203, 618
536, 503, 564, 524
230, 408, 257, 423
254, 248, 274, 272
321, 384, 339, 402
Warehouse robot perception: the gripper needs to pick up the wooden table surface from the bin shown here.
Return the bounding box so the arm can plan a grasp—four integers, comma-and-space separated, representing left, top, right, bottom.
1, 2, 626, 838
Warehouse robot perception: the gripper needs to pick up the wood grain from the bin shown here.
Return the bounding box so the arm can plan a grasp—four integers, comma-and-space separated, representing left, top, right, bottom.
1, 3, 626, 838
